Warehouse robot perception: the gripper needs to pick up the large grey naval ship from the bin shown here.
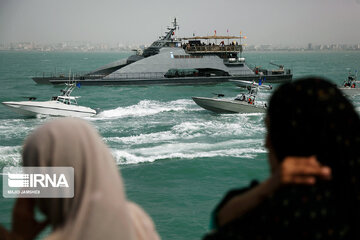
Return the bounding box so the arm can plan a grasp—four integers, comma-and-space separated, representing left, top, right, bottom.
32, 18, 292, 86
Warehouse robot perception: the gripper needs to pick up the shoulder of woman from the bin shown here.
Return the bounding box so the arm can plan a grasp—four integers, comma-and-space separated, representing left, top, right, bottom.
127, 201, 161, 240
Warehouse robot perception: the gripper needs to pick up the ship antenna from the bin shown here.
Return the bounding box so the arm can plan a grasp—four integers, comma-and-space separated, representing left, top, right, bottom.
68, 69, 71, 84
164, 17, 179, 40
239, 31, 246, 60
239, 31, 242, 59
173, 17, 178, 30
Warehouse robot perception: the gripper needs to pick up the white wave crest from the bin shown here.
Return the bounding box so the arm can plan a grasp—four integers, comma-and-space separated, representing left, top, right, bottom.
105, 116, 265, 146
96, 99, 194, 119
106, 131, 178, 145
110, 139, 265, 165
0, 146, 22, 167
172, 118, 265, 137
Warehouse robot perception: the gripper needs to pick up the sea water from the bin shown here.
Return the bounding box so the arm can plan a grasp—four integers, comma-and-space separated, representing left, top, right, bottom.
0, 50, 360, 239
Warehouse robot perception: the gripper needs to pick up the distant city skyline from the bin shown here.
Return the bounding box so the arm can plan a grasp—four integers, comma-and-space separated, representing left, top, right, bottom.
1, 0, 360, 46
1, 41, 359, 53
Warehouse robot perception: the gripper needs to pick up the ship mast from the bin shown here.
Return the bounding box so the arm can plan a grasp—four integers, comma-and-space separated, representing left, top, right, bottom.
239, 32, 246, 60
162, 17, 179, 40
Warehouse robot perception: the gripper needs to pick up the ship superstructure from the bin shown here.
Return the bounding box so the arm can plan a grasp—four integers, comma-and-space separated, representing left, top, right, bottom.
33, 18, 292, 85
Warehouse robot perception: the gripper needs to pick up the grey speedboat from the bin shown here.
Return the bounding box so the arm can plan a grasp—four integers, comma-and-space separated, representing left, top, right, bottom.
33, 18, 292, 86
339, 71, 360, 96
192, 93, 267, 114
230, 79, 273, 90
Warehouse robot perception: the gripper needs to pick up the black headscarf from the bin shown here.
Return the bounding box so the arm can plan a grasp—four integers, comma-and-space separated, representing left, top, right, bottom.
268, 77, 360, 167
204, 77, 360, 239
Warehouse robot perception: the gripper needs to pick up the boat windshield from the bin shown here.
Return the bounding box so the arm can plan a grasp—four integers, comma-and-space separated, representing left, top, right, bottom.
56, 96, 78, 105
52, 83, 79, 105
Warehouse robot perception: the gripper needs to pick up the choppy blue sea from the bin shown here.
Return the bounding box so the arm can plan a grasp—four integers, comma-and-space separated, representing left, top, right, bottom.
0, 50, 359, 239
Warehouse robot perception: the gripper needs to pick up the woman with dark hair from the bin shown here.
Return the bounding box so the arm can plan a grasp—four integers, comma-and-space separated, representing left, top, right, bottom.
205, 77, 360, 239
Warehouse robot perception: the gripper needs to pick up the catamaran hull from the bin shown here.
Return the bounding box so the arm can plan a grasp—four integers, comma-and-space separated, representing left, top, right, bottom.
192, 97, 266, 114
2, 101, 96, 117
45, 74, 292, 86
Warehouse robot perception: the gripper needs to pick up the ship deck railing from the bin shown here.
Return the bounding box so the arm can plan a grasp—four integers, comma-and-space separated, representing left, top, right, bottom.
105, 72, 166, 80
32, 71, 105, 79
185, 45, 242, 53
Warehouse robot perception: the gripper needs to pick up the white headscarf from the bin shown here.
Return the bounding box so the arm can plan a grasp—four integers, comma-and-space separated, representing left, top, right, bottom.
22, 118, 160, 240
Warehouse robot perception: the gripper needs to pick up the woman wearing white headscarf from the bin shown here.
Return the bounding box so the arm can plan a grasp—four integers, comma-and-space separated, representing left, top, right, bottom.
0, 118, 160, 240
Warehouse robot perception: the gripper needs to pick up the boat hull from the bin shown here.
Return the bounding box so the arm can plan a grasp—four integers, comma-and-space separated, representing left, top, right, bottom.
43, 74, 292, 86
2, 101, 96, 117
339, 87, 360, 96
192, 97, 266, 114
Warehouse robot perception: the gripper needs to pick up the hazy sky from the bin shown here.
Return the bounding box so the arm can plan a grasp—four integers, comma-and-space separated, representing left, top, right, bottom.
1, 0, 360, 46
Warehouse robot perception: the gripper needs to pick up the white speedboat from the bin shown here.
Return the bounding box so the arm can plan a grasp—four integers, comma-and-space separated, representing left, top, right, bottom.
2, 84, 97, 117
192, 94, 266, 114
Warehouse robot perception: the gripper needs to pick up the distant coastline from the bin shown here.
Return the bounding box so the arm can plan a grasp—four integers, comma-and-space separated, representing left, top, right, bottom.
0, 42, 359, 53
1, 49, 359, 53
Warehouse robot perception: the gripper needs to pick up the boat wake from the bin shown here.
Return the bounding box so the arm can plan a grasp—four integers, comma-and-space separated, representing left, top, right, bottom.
0, 142, 266, 167
104, 116, 266, 165
95, 99, 196, 119
111, 139, 266, 165
105, 115, 265, 144
0, 100, 266, 167
0, 146, 22, 168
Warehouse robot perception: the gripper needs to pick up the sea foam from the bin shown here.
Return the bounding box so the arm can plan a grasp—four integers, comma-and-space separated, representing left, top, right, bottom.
110, 139, 265, 165
95, 99, 195, 119
0, 146, 22, 167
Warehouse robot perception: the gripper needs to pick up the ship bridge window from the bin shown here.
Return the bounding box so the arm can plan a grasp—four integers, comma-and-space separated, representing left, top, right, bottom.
151, 42, 163, 47
164, 42, 176, 47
